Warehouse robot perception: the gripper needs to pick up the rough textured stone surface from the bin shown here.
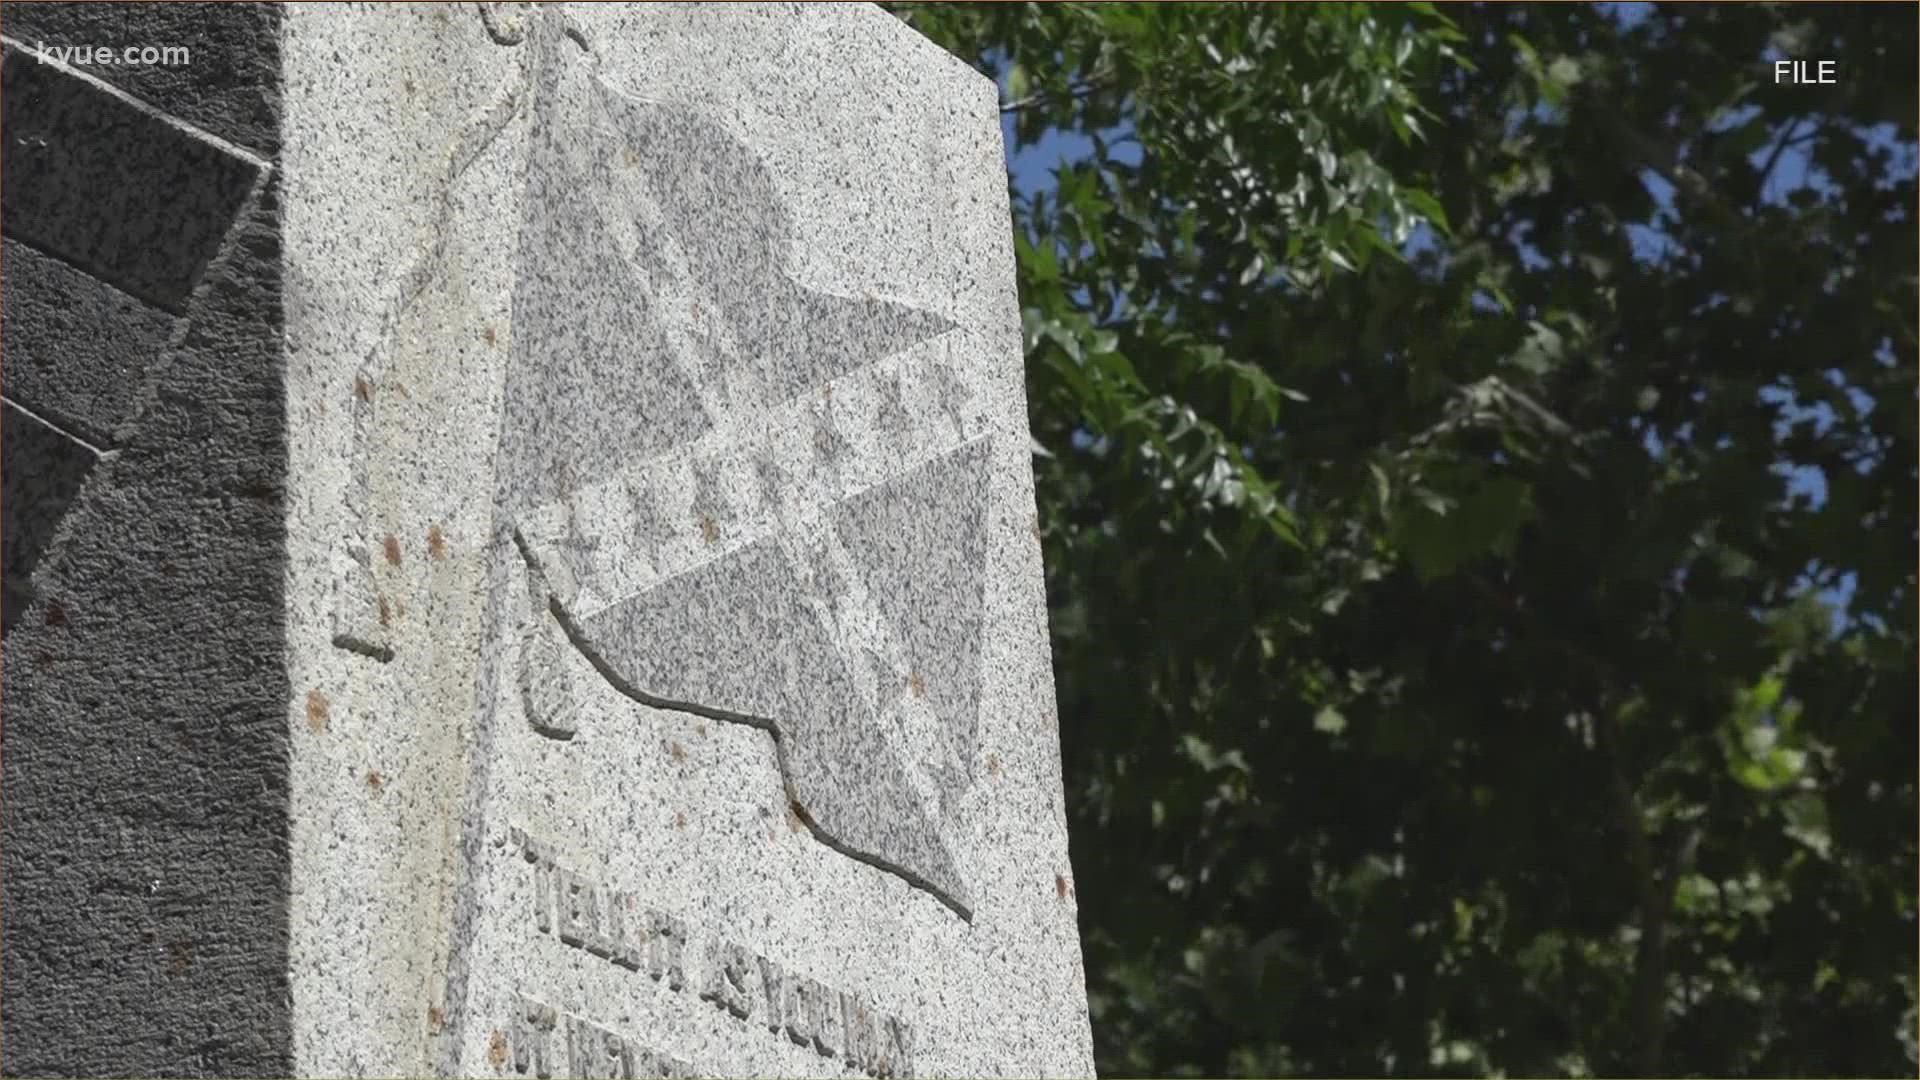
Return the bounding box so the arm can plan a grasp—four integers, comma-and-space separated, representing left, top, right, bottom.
2, 1, 282, 156
1, 6, 289, 1076
0, 239, 176, 446
0, 40, 263, 312
5, 4, 1091, 1077
0, 401, 99, 634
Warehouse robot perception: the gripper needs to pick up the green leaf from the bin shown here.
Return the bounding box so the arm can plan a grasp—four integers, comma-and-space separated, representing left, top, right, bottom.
1394, 476, 1535, 581
1005, 61, 1031, 108
1403, 188, 1451, 235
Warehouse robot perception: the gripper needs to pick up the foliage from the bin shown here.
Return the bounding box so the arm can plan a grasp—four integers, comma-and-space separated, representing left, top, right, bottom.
890, 2, 1917, 1076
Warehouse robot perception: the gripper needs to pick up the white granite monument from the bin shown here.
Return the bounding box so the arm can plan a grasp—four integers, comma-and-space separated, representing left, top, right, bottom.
1, 3, 1092, 1077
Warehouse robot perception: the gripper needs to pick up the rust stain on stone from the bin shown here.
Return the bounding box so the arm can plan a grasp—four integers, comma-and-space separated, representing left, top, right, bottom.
697, 513, 719, 544
669, 740, 686, 762
353, 374, 372, 402
383, 535, 402, 566
483, 324, 498, 347
906, 671, 926, 698
487, 1031, 509, 1069
427, 1004, 444, 1035
366, 769, 385, 794
1055, 873, 1072, 899
427, 523, 447, 561
306, 690, 330, 734
987, 753, 1001, 777
377, 595, 392, 627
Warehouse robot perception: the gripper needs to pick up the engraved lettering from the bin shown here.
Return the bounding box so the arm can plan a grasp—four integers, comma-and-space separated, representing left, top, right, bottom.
760, 963, 843, 1059
557, 869, 602, 952
510, 995, 561, 1078
645, 909, 689, 991
580, 883, 618, 962
629, 1046, 698, 1080
881, 1015, 915, 1080
784, 974, 816, 1051
757, 955, 789, 1038
843, 991, 881, 1077
605, 888, 643, 972
567, 1015, 630, 1080
791, 971, 840, 1057
514, 829, 555, 935
698, 941, 756, 1020
805, 977, 844, 1059
627, 1047, 667, 1079
506, 823, 913, 1077
508, 1000, 702, 1080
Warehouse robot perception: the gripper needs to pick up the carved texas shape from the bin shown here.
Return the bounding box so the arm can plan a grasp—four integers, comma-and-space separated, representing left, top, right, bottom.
495, 28, 984, 919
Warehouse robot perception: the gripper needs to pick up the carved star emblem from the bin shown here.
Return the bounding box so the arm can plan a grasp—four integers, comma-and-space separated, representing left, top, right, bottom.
750, 443, 792, 509
498, 37, 984, 918
873, 370, 915, 444
931, 361, 976, 436
625, 476, 675, 566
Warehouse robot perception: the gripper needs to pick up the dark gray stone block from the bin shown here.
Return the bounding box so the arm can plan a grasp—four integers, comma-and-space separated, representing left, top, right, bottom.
0, 401, 98, 633
0, 42, 261, 313
0, 2, 281, 156
0, 5, 288, 1075
1, 238, 175, 447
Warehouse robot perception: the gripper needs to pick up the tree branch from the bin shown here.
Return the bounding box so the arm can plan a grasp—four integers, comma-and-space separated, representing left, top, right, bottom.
1602, 739, 1668, 1076
1751, 119, 1817, 211
1002, 68, 1118, 115
1599, 727, 1702, 1078
1591, 106, 1757, 241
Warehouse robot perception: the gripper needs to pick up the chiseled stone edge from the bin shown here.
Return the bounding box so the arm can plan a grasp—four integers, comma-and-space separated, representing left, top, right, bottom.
513, 526, 975, 922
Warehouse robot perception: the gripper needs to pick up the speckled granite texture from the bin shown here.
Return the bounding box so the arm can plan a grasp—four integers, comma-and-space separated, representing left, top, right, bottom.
5, 3, 1092, 1077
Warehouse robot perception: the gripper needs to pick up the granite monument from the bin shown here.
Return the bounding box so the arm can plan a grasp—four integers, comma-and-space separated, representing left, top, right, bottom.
0, 3, 1092, 1076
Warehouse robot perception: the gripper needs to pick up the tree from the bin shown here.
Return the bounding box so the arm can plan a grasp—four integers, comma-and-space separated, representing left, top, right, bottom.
889, 3, 1917, 1075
